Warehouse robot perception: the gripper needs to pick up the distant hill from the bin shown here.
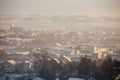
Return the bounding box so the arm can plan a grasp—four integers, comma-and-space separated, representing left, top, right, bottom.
0, 15, 120, 32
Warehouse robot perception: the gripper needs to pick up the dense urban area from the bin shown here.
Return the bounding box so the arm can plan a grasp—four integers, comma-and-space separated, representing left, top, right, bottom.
0, 15, 120, 80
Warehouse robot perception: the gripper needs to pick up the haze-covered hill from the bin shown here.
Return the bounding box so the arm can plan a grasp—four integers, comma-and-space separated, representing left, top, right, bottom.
0, 15, 120, 31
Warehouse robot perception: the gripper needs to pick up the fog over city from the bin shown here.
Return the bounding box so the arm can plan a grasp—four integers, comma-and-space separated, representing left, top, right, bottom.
0, 0, 120, 80
0, 0, 120, 31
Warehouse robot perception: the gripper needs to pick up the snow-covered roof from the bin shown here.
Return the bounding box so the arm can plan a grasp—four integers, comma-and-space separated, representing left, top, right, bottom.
33, 77, 44, 80
68, 77, 84, 80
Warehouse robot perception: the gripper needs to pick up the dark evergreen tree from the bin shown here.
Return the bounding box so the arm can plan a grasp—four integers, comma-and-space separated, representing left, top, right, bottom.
78, 55, 96, 80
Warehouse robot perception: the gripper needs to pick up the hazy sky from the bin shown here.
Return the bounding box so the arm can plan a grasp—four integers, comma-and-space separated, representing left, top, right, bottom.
0, 0, 120, 17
